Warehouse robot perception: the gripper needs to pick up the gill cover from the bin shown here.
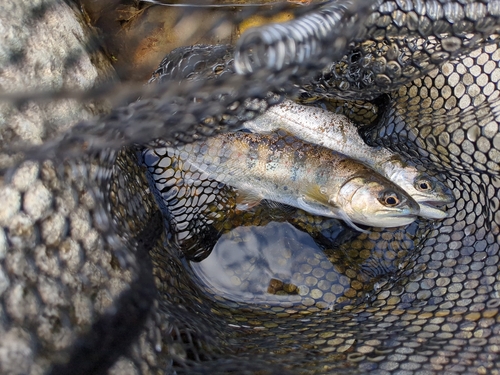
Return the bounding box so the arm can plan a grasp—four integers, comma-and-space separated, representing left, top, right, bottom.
300, 186, 369, 233
338, 176, 419, 228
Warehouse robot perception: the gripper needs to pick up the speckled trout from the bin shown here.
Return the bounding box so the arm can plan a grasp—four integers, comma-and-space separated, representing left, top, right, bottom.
243, 99, 455, 219
169, 131, 420, 232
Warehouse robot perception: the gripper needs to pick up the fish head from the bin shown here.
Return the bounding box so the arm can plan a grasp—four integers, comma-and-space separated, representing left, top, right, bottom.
335, 175, 420, 228
389, 166, 455, 219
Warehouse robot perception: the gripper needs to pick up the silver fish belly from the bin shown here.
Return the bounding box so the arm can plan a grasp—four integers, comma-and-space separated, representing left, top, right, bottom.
243, 99, 455, 220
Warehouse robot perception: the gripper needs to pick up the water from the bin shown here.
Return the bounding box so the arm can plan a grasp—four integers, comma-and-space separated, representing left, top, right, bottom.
190, 221, 355, 309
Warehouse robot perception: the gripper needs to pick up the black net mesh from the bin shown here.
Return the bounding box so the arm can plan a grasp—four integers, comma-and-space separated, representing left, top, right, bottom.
1, 0, 500, 374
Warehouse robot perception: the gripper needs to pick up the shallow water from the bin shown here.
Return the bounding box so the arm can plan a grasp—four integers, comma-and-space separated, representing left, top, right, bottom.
190, 221, 369, 310
190, 222, 422, 309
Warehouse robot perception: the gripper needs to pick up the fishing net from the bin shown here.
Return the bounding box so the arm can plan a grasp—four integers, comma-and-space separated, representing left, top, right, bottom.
0, 0, 499, 374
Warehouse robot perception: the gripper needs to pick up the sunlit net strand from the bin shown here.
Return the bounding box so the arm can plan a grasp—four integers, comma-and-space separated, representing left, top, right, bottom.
234, 0, 373, 73
139, 0, 307, 7
234, 0, 500, 79
14, 0, 500, 163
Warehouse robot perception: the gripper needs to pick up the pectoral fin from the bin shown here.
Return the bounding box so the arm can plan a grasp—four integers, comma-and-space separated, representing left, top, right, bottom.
304, 185, 331, 205
336, 210, 370, 234
302, 186, 370, 234
297, 188, 335, 217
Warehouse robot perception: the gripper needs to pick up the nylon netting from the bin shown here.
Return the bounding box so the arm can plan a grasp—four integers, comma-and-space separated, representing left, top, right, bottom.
0, 1, 499, 374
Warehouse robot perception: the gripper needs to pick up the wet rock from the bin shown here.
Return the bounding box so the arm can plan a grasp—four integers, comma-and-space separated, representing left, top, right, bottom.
0, 0, 120, 373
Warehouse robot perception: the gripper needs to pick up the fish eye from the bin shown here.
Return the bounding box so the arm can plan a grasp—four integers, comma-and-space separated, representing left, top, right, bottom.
379, 191, 401, 207
416, 178, 433, 191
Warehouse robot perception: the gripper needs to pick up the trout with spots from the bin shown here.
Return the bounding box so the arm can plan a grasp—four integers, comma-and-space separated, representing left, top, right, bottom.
243, 99, 455, 219
167, 131, 420, 232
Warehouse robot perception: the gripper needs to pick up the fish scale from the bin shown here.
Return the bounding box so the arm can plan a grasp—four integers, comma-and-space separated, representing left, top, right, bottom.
155, 130, 421, 232
244, 98, 455, 220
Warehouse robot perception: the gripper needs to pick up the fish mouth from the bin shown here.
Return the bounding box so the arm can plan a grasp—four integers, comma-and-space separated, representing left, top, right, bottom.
409, 188, 455, 219
418, 203, 450, 220
412, 186, 456, 205
359, 213, 417, 228
399, 215, 419, 225
416, 197, 455, 219
416, 194, 455, 205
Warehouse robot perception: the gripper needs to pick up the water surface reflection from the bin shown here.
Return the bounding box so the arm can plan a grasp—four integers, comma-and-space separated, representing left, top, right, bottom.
190, 221, 353, 309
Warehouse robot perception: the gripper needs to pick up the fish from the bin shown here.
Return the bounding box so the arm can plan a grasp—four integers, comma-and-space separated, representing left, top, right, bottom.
164, 131, 421, 232
242, 99, 455, 219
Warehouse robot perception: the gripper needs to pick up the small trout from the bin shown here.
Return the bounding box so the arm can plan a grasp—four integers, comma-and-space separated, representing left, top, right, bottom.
243, 99, 455, 219
167, 131, 420, 231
